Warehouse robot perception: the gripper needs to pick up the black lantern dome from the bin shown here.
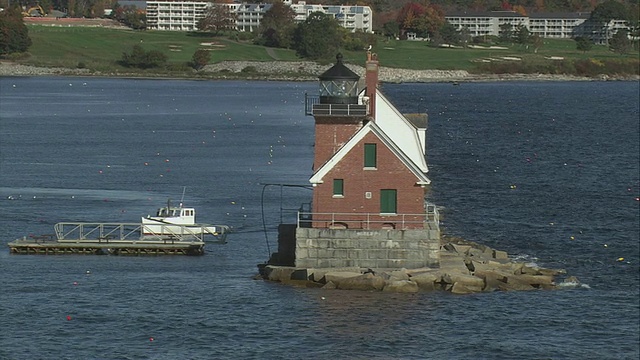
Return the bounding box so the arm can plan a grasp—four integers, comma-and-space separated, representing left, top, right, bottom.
318, 53, 360, 105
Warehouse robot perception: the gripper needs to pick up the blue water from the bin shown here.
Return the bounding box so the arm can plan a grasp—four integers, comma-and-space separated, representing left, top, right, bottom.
0, 78, 638, 360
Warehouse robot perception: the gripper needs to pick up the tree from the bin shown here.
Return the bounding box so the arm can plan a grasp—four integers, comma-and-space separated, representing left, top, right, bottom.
590, 0, 628, 24
292, 12, 342, 60
396, 2, 444, 38
575, 36, 593, 53
343, 29, 377, 51
513, 5, 527, 16
499, 23, 513, 43
256, 0, 296, 48
191, 49, 211, 70
439, 22, 460, 45
382, 20, 400, 39
197, 4, 236, 35
531, 34, 543, 53
459, 26, 472, 48
120, 44, 167, 69
0, 6, 32, 56
514, 24, 531, 46
609, 28, 631, 54
422, 4, 446, 37
112, 4, 146, 30
588, 0, 629, 44
429, 31, 443, 48
397, 2, 425, 31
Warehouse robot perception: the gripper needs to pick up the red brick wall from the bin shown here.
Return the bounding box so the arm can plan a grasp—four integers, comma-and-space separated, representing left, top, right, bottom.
312, 132, 426, 229
313, 117, 364, 171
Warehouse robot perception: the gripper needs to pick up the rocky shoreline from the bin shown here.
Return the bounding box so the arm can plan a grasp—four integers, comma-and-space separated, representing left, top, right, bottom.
2, 60, 633, 82
258, 236, 581, 294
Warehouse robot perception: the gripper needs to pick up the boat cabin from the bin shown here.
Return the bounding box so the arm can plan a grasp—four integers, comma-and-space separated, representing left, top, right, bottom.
156, 207, 194, 218
150, 205, 196, 225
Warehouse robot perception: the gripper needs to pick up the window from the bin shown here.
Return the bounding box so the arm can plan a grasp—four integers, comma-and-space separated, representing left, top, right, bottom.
333, 179, 344, 197
364, 143, 376, 168
380, 189, 397, 214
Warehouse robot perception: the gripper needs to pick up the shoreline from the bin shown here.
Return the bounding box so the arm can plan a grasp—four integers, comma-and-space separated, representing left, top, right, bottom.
258, 236, 582, 294
1, 61, 636, 83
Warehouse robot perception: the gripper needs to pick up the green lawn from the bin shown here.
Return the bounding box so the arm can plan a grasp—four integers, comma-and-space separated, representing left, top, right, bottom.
25, 26, 299, 70
340, 37, 637, 70
22, 25, 639, 73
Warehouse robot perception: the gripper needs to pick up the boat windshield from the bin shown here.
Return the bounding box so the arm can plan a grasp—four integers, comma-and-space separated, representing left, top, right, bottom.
155, 207, 183, 217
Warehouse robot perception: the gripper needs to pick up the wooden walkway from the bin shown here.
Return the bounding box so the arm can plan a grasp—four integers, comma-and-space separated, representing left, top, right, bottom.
8, 237, 205, 256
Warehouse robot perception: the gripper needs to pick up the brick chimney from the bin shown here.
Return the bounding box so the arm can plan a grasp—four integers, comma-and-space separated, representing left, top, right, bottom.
365, 51, 379, 120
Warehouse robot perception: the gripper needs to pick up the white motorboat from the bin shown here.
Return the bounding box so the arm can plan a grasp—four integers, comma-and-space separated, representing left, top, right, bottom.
142, 200, 229, 242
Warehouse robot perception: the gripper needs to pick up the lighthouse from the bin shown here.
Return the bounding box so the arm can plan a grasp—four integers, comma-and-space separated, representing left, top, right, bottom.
282, 52, 440, 269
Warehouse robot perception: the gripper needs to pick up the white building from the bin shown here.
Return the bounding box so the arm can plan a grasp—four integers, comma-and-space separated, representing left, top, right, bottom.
445, 10, 631, 42
288, 1, 372, 33
146, 1, 208, 31
528, 12, 590, 39
146, 0, 373, 33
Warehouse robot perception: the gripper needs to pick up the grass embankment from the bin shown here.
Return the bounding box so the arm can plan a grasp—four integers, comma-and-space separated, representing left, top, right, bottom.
18, 25, 640, 77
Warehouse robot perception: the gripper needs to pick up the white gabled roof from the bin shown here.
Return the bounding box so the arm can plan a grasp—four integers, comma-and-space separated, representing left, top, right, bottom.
309, 120, 431, 185
373, 89, 429, 173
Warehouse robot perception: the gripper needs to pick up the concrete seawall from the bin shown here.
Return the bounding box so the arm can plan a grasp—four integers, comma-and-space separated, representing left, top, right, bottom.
295, 227, 440, 269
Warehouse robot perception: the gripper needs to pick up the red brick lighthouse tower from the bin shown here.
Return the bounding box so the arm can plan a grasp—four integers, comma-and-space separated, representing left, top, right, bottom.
288, 52, 440, 269
305, 52, 434, 231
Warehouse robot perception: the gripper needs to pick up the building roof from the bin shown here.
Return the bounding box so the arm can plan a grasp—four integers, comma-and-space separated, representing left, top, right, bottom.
309, 120, 430, 186
445, 10, 526, 18
119, 0, 146, 9
310, 88, 430, 186
319, 54, 360, 81
445, 10, 591, 20
373, 90, 428, 174
528, 12, 590, 19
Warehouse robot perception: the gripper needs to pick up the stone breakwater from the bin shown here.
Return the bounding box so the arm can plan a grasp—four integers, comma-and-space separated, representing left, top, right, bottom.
1, 60, 618, 82
203, 61, 471, 83
0, 62, 92, 77
203, 60, 636, 82
257, 237, 579, 294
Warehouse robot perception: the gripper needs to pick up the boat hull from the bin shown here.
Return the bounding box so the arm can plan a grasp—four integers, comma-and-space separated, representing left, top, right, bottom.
141, 220, 222, 237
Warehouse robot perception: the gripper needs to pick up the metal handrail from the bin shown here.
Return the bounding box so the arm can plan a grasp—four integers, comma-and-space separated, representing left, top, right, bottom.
305, 93, 319, 115
297, 207, 439, 230
53, 222, 229, 244
304, 93, 367, 116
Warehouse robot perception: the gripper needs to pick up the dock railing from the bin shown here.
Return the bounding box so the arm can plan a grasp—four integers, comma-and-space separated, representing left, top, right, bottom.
297, 204, 439, 230
53, 222, 228, 244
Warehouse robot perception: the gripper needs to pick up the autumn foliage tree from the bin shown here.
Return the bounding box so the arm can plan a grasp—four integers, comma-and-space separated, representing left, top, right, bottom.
111, 3, 146, 30
396, 2, 445, 39
256, 0, 296, 48
0, 6, 32, 56
190, 49, 211, 70
396, 2, 425, 37
197, 4, 237, 35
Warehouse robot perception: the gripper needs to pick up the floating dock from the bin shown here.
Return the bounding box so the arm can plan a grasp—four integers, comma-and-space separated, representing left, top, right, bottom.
7, 222, 228, 256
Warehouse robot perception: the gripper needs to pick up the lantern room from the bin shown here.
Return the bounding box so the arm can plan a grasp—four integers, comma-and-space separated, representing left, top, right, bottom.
318, 53, 360, 105
307, 54, 368, 117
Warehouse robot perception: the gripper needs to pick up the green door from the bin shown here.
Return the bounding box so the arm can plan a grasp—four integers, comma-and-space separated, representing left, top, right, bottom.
380, 189, 397, 214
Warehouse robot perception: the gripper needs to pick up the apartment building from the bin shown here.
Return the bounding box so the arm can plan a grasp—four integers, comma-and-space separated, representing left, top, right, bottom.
146, 1, 208, 31
146, 0, 372, 33
288, 1, 372, 33
445, 10, 631, 42
528, 12, 590, 39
